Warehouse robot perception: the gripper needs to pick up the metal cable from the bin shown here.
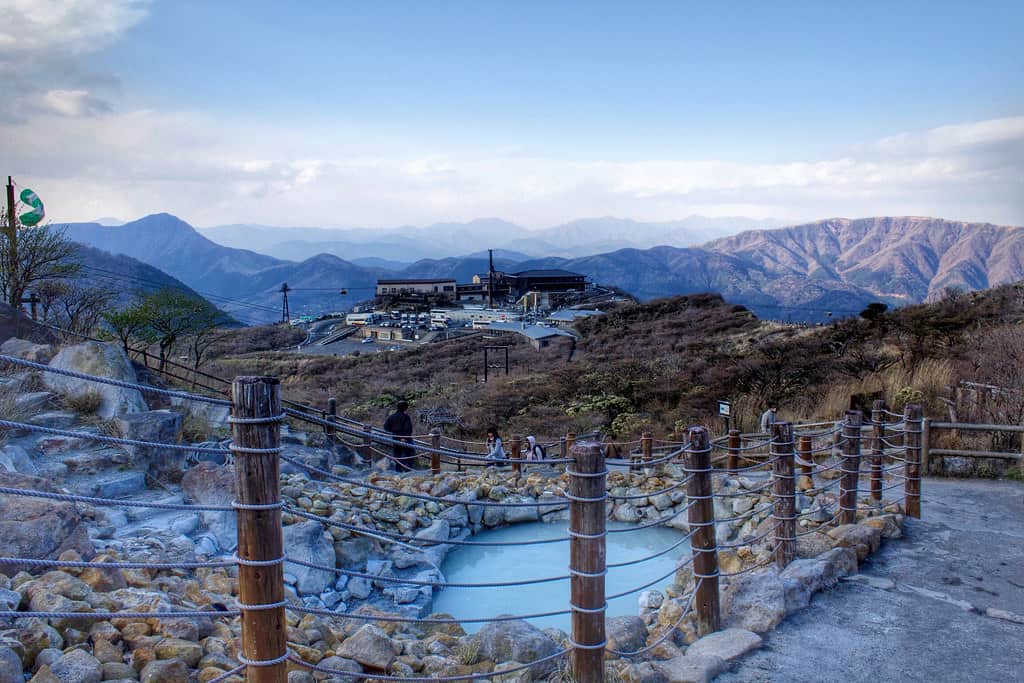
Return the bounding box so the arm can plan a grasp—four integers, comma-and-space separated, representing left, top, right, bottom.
0, 608, 240, 619
290, 603, 571, 624
606, 528, 698, 569
0, 354, 231, 405
0, 485, 235, 511
0, 556, 234, 570
284, 557, 570, 588
289, 649, 569, 682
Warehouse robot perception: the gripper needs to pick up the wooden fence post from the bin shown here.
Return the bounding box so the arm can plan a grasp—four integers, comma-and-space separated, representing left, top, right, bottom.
639, 432, 652, 472
870, 400, 884, 502
569, 441, 606, 683
510, 434, 522, 475
727, 429, 740, 474
797, 434, 813, 481
231, 377, 287, 683
560, 436, 567, 460
430, 428, 441, 475
567, 432, 577, 454
361, 426, 373, 466
771, 421, 796, 568
904, 404, 923, 519
686, 426, 720, 636
324, 397, 337, 439
839, 410, 862, 525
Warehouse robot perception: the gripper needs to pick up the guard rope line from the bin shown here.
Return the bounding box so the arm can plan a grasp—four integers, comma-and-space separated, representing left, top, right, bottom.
289, 649, 569, 682
0, 485, 235, 511
0, 419, 230, 454
284, 556, 571, 588
0, 354, 231, 405
0, 556, 235, 570
0, 609, 241, 619
606, 528, 698, 569
605, 472, 695, 501
290, 603, 572, 624
607, 579, 701, 657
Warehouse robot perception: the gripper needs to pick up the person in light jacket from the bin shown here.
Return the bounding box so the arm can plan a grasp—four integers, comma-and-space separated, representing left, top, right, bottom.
759, 405, 778, 433
525, 435, 545, 461
486, 426, 506, 466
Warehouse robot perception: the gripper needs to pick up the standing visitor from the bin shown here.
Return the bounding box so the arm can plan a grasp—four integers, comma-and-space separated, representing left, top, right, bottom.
486, 426, 506, 466
760, 405, 778, 433
525, 435, 546, 461
384, 401, 415, 471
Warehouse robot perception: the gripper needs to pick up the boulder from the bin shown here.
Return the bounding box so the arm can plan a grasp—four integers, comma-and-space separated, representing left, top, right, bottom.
0, 444, 38, 475
43, 342, 147, 418
0, 337, 53, 363
49, 648, 101, 683
139, 658, 189, 683
283, 521, 336, 595
0, 473, 93, 567
827, 523, 882, 562
651, 654, 725, 683
720, 568, 786, 633
606, 615, 649, 654
0, 645, 21, 683
114, 410, 183, 481
182, 463, 236, 552
779, 547, 858, 613
337, 624, 396, 670
685, 628, 762, 662
471, 618, 560, 678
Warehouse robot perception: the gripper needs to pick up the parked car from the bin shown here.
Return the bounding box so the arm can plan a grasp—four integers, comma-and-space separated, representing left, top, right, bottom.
361, 337, 374, 344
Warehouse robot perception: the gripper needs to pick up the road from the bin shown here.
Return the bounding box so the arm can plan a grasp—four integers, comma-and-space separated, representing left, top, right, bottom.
717, 477, 1024, 682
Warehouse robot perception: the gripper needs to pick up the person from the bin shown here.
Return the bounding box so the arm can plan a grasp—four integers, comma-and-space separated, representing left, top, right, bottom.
760, 405, 778, 433
525, 435, 546, 461
383, 401, 415, 471
485, 426, 506, 466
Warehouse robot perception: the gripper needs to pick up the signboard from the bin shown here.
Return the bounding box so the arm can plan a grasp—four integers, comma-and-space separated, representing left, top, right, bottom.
718, 400, 732, 417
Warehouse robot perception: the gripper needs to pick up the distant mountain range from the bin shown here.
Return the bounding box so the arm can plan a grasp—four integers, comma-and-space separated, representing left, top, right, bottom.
64, 214, 1024, 323
197, 215, 772, 262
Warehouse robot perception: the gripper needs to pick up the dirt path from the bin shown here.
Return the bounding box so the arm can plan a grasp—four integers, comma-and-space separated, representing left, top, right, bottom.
717, 477, 1024, 682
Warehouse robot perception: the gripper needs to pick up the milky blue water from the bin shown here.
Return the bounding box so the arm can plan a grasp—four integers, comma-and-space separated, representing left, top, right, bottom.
432, 521, 689, 633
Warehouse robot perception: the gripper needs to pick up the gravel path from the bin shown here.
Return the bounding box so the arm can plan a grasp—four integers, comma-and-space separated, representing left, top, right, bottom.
717, 477, 1024, 682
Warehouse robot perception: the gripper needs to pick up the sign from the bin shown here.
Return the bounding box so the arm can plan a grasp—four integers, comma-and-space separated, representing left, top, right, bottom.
18, 188, 44, 226
718, 400, 732, 417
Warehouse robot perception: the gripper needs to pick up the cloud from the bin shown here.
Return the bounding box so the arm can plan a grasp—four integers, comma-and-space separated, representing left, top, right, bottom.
3, 108, 1023, 229
0, 0, 149, 121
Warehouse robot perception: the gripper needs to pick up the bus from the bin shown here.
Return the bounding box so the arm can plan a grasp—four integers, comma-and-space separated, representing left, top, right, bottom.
345, 312, 378, 326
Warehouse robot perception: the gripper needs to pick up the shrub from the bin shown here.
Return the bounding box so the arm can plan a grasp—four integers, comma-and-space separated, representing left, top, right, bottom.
65, 390, 103, 415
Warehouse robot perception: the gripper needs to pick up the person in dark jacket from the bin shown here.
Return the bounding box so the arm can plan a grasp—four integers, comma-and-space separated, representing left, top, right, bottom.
383, 401, 415, 471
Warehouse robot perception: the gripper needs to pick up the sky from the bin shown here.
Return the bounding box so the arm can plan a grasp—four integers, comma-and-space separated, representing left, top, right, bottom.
1, 0, 1022, 229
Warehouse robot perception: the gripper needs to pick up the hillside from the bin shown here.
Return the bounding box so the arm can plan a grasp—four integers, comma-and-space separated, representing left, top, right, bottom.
73, 244, 214, 308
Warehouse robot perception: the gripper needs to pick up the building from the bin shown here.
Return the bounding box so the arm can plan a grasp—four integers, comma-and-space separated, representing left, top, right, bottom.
488, 321, 577, 350
376, 278, 457, 299
547, 309, 604, 328
463, 268, 587, 303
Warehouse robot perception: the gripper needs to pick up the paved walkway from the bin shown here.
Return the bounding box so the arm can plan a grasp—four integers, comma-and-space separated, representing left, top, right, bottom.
717, 478, 1024, 682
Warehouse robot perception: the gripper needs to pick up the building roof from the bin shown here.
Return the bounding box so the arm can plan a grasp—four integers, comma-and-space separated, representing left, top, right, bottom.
488, 321, 577, 340
548, 309, 604, 322
377, 278, 457, 285
511, 269, 585, 279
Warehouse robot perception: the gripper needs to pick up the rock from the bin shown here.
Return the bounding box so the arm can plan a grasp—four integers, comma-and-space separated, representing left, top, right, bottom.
347, 577, 372, 600
283, 521, 336, 595
1, 337, 54, 363
335, 537, 372, 570
614, 503, 641, 523
620, 661, 670, 683
651, 654, 725, 683
140, 658, 189, 683
49, 648, 102, 683
0, 645, 21, 683
639, 590, 664, 610
471, 619, 560, 678
154, 638, 203, 668
0, 473, 94, 567
338, 625, 396, 670
720, 568, 786, 633
114, 410, 183, 481
827, 524, 882, 562
779, 547, 858, 613
606, 615, 648, 654
315, 655, 362, 677
182, 463, 236, 552
44, 342, 147, 418
685, 628, 762, 662
0, 444, 38, 475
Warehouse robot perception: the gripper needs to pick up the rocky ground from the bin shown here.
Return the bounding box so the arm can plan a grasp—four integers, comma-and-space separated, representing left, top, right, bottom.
2, 337, 908, 682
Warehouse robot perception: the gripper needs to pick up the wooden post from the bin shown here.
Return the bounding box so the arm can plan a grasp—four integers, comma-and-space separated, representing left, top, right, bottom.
231, 377, 287, 683
569, 441, 606, 683
5, 177, 18, 309
870, 400, 884, 502
727, 429, 740, 474
797, 434, 813, 478
361, 425, 373, 466
904, 404, 923, 519
566, 432, 576, 454
686, 426, 720, 636
324, 397, 337, 439
921, 417, 931, 476
839, 410, 862, 525
510, 434, 522, 475
771, 421, 796, 568
430, 428, 441, 475
560, 436, 567, 460
640, 432, 652, 472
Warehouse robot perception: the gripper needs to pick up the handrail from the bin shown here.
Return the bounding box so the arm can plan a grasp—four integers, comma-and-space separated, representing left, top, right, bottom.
930, 421, 1024, 432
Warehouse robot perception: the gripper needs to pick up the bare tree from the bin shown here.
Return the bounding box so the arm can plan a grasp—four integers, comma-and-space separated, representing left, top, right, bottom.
53, 284, 117, 339
0, 212, 79, 308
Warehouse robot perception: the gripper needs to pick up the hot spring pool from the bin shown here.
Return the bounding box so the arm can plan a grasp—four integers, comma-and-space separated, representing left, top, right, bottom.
431, 521, 689, 633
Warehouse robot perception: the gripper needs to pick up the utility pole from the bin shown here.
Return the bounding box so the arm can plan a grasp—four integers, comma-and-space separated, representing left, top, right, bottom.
5, 176, 18, 308
487, 248, 494, 309
279, 283, 291, 323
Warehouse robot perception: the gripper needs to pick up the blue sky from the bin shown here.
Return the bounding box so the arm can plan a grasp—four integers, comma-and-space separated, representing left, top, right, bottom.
2, 0, 1023, 227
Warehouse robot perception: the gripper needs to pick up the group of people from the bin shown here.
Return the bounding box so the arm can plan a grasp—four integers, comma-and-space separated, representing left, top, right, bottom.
380, 402, 546, 472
